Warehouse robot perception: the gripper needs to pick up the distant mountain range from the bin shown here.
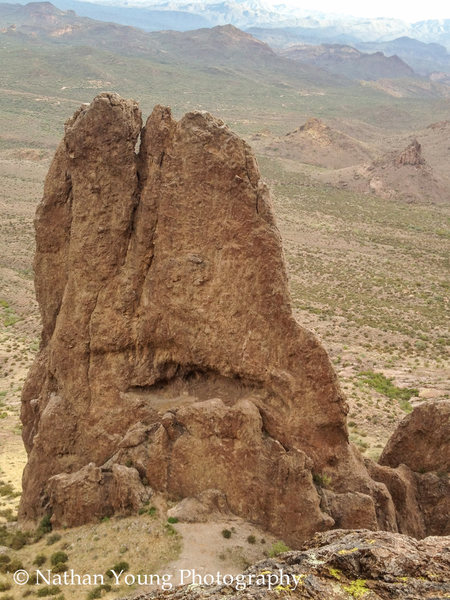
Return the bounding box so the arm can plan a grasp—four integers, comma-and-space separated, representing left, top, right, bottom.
0, 0, 449, 50
281, 44, 415, 80
1, 0, 450, 83
251, 29, 450, 75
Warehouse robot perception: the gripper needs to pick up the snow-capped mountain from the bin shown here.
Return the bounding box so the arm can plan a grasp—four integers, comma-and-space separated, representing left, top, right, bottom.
84, 0, 449, 46
13, 0, 449, 48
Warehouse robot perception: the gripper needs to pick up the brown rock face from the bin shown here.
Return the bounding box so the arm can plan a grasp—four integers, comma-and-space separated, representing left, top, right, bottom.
370, 401, 450, 537
395, 138, 425, 166
380, 400, 450, 473
18, 93, 447, 543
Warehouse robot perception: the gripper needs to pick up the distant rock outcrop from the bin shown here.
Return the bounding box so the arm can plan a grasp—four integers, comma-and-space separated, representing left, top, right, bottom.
324, 135, 447, 203
394, 138, 425, 166
257, 117, 374, 169
19, 94, 448, 543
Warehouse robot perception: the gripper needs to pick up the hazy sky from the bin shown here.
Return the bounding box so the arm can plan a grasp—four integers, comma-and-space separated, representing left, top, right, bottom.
271, 0, 450, 22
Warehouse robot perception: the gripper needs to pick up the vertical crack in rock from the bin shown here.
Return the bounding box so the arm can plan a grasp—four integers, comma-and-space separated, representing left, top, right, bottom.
19, 93, 449, 543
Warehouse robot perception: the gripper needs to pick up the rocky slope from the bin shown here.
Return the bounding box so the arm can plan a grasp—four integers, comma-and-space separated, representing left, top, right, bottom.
255, 117, 375, 169
19, 94, 449, 545
118, 529, 450, 600
281, 44, 415, 80
319, 137, 448, 203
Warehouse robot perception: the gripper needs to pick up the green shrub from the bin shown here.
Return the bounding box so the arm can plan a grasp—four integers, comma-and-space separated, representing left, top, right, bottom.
46, 533, 61, 546
50, 552, 68, 566
52, 562, 68, 573
268, 541, 290, 557
147, 506, 157, 517
221, 529, 232, 539
0, 580, 11, 591
34, 514, 52, 541
0, 482, 14, 497
87, 584, 111, 599
312, 472, 332, 488
10, 530, 28, 550
37, 586, 62, 597
0, 509, 16, 522
358, 371, 417, 406
105, 561, 129, 578
33, 554, 47, 566
167, 517, 178, 524
247, 535, 256, 544
2, 558, 23, 573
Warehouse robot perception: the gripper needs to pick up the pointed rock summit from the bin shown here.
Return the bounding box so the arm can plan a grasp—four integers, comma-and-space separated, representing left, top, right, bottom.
395, 138, 425, 167
20, 94, 448, 542
259, 116, 374, 168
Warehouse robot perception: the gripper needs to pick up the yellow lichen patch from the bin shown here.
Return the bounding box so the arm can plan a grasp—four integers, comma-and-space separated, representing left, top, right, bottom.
329, 567, 342, 580
343, 579, 370, 598
275, 584, 291, 591
338, 547, 359, 555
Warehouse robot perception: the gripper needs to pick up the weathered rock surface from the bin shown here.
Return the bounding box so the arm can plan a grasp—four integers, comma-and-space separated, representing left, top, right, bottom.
395, 138, 425, 166
259, 117, 374, 169
118, 529, 450, 600
46, 463, 150, 527
19, 93, 449, 543
368, 401, 450, 537
167, 490, 230, 523
380, 400, 450, 473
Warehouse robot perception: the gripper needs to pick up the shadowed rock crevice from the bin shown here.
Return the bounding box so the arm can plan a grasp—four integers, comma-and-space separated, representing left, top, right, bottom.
19, 93, 449, 543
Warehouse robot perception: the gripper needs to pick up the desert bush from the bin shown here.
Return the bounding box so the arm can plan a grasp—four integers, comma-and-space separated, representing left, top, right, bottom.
33, 554, 47, 566
46, 533, 61, 545
358, 371, 417, 403
50, 552, 68, 566
268, 541, 290, 557
221, 529, 232, 539
105, 561, 129, 578
87, 584, 111, 599
0, 556, 10, 567
312, 472, 332, 488
37, 585, 62, 597
1, 558, 23, 573
10, 530, 28, 550
0, 580, 11, 591
34, 514, 52, 541
247, 535, 256, 544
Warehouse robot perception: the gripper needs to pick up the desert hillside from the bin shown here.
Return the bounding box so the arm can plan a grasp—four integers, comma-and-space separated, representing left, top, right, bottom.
0, 4, 449, 600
